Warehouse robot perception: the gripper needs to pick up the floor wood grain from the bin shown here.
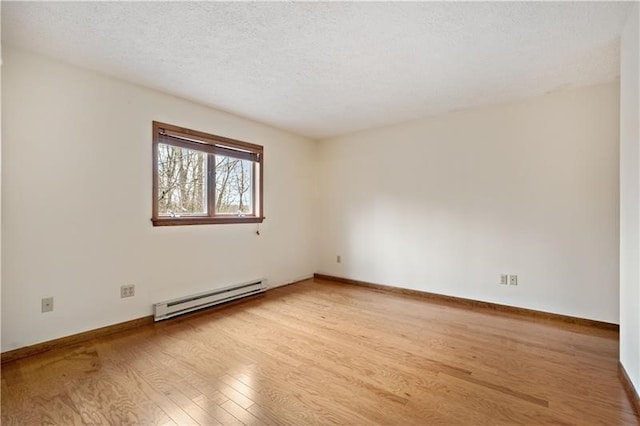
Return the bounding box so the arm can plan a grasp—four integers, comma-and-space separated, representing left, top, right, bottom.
2, 278, 638, 425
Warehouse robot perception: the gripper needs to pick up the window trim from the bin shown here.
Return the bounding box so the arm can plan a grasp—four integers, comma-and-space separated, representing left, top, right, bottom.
152, 121, 264, 226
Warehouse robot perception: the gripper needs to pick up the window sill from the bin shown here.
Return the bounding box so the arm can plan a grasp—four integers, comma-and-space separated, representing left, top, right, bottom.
151, 216, 265, 226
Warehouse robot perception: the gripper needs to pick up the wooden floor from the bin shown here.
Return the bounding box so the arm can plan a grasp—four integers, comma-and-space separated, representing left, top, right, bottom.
2, 279, 639, 425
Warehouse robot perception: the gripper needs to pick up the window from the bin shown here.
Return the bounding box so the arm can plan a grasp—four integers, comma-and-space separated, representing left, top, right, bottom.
152, 121, 264, 226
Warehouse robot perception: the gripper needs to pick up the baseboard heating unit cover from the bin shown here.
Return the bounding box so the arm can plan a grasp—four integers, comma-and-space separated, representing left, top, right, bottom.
153, 279, 266, 321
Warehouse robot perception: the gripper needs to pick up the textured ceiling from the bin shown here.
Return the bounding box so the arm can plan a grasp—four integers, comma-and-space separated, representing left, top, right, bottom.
2, 2, 634, 140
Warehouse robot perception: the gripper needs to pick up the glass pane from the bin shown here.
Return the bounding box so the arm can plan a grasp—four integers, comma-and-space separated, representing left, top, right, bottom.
157, 143, 207, 216
215, 155, 253, 215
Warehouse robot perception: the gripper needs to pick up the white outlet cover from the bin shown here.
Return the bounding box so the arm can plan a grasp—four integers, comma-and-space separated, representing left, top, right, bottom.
121, 285, 135, 298
41, 297, 54, 312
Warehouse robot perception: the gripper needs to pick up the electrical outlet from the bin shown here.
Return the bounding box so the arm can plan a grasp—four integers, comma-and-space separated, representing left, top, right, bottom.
121, 284, 135, 298
509, 275, 518, 286
337, 255, 342, 263
500, 274, 508, 285
42, 297, 54, 313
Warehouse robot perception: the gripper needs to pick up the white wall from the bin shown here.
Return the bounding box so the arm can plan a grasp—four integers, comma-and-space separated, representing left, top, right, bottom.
620, 3, 640, 395
0, 11, 4, 354
0, 43, 627, 353
1, 47, 317, 352
318, 83, 620, 323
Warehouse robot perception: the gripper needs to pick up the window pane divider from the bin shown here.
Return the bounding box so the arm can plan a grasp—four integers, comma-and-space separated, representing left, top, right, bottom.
208, 154, 215, 218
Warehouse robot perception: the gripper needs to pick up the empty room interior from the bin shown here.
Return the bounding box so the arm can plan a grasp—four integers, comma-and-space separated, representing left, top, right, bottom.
1, 1, 640, 425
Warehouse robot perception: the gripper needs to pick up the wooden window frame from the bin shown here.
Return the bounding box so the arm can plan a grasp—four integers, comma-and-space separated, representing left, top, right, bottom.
152, 121, 264, 226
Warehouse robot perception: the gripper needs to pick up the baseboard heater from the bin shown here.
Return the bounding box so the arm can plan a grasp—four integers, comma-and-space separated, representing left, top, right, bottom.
153, 279, 266, 321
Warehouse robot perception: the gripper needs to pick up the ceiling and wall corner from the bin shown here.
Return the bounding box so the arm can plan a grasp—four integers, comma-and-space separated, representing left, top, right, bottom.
1, 1, 633, 139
